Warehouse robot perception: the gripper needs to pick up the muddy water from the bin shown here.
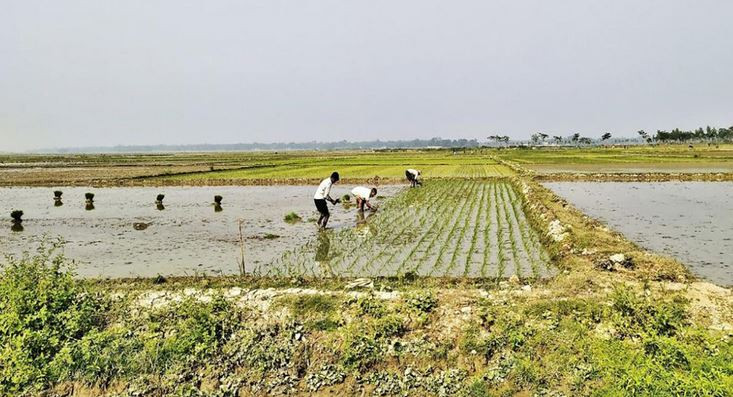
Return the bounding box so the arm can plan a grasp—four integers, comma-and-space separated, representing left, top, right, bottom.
543, 182, 733, 285
0, 186, 401, 278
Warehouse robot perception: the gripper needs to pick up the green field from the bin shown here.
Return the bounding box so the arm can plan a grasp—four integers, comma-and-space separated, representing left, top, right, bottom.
496, 144, 733, 164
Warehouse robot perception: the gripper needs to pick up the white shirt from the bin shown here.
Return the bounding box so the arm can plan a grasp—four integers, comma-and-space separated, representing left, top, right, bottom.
314, 178, 333, 200
351, 187, 372, 201
407, 169, 420, 178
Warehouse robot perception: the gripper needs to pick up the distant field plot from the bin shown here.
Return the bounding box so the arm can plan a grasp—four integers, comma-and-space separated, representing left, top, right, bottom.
169, 162, 513, 181
266, 179, 551, 279
497, 144, 733, 165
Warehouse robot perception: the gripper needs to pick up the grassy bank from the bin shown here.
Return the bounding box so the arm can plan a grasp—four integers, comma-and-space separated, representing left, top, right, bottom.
2, 247, 732, 396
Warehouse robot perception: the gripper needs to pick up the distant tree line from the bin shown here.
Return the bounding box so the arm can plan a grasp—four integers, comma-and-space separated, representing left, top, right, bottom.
50, 137, 481, 153
651, 126, 733, 143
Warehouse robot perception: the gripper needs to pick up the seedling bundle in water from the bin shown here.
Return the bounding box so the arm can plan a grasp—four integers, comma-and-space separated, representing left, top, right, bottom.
85, 192, 94, 202
10, 210, 23, 223
284, 212, 302, 224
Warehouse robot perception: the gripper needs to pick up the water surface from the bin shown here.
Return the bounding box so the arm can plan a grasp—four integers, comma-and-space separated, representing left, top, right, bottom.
544, 182, 733, 285
0, 186, 400, 277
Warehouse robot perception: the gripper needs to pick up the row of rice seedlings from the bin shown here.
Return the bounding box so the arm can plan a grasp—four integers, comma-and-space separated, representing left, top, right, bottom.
424, 180, 480, 276
505, 185, 551, 265
493, 181, 508, 278
503, 184, 546, 277
462, 181, 488, 276
496, 182, 523, 277
442, 179, 483, 275
479, 181, 496, 277
393, 180, 474, 276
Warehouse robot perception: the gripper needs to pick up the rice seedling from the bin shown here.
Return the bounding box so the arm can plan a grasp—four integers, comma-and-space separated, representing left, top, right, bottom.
84, 192, 94, 202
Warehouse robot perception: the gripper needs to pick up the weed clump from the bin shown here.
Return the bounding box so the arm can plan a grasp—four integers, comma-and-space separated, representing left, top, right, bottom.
406, 291, 438, 313
284, 212, 302, 224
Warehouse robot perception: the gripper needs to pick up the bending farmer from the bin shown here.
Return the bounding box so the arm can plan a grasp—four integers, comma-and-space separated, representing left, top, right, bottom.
351, 186, 377, 212
314, 172, 340, 229
405, 169, 422, 187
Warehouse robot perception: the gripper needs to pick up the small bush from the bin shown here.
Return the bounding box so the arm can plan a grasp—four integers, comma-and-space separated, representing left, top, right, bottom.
284, 212, 302, 224
0, 245, 106, 394
406, 291, 438, 313
341, 333, 381, 371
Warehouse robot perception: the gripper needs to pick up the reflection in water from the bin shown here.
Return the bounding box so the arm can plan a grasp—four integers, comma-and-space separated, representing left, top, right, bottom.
315, 232, 335, 277
214, 204, 223, 212
11, 223, 24, 232
156, 203, 165, 211
355, 212, 378, 236
85, 203, 95, 211
54, 199, 64, 207
315, 232, 331, 262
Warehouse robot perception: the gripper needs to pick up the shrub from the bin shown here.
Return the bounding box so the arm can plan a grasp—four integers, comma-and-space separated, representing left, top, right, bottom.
0, 245, 106, 394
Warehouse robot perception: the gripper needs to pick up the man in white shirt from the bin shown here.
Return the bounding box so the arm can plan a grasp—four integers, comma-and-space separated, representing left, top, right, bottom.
351, 186, 377, 212
405, 169, 421, 187
314, 172, 340, 229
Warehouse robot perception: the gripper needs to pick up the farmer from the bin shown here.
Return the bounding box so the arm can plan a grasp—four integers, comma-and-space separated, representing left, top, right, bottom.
314, 172, 340, 229
351, 186, 377, 212
405, 168, 422, 187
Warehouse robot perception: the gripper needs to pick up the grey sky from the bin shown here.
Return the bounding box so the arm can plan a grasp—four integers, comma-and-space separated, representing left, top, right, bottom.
2, 1, 732, 152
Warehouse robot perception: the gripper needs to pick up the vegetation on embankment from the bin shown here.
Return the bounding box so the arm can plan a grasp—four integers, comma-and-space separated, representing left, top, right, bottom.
1, 247, 732, 396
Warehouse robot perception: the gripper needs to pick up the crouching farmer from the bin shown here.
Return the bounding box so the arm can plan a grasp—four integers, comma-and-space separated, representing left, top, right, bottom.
351, 186, 377, 212
314, 172, 340, 229
405, 169, 422, 187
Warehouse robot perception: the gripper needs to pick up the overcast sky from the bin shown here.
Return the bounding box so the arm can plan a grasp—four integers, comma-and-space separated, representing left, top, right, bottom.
2, 1, 732, 151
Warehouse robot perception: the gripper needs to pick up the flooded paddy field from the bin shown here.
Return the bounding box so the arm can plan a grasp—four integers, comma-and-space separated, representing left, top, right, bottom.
0, 186, 400, 277
273, 180, 552, 279
529, 162, 733, 175
544, 182, 733, 285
